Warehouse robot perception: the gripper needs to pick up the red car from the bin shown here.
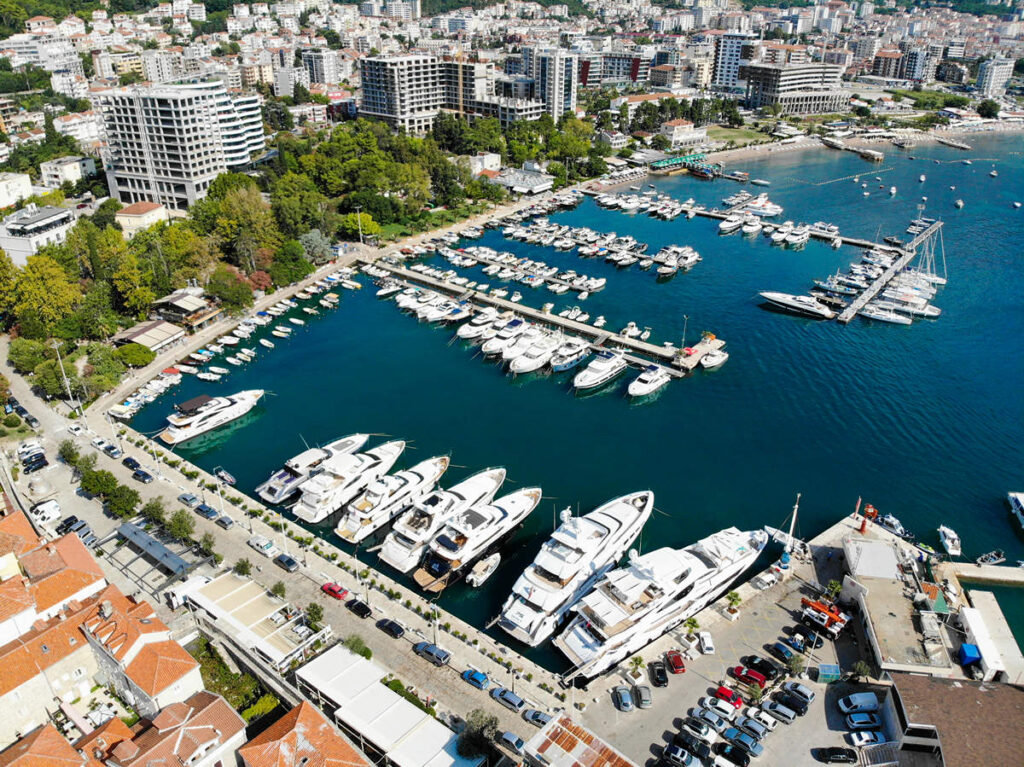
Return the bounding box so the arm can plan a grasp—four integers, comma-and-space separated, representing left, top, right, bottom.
665, 649, 686, 674
731, 666, 767, 690
321, 582, 349, 600
714, 685, 743, 709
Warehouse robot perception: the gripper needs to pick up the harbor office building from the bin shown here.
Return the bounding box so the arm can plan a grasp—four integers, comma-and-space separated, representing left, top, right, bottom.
738, 62, 846, 115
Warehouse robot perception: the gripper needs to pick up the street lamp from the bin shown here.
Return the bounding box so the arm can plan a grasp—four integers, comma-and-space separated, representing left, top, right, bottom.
52, 340, 83, 418
354, 205, 364, 246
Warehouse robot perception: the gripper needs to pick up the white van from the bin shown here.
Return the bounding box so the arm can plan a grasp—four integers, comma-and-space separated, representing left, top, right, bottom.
29, 500, 61, 524
838, 692, 879, 715
247, 535, 279, 558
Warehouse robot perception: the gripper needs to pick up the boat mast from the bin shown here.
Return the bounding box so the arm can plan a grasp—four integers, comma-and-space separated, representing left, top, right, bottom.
785, 493, 800, 556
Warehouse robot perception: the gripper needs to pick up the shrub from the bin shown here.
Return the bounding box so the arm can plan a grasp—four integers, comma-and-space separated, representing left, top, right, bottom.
241, 693, 279, 722
3, 414, 20, 428
343, 634, 372, 659
270, 581, 287, 598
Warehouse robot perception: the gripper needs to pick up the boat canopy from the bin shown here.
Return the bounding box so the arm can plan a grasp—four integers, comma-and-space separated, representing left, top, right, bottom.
175, 394, 213, 415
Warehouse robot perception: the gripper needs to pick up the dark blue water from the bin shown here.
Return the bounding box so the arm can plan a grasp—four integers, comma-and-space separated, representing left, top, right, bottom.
130, 134, 1024, 665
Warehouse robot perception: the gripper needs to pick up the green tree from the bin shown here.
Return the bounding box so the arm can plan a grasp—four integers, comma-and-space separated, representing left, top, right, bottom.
58, 439, 80, 466
976, 99, 1000, 118
140, 497, 167, 525
33, 359, 79, 399
91, 198, 123, 230
111, 249, 155, 317
8, 338, 49, 374
107, 483, 141, 518
684, 617, 700, 637
209, 172, 257, 201
850, 660, 872, 681
81, 468, 118, 498
298, 229, 332, 264
199, 532, 217, 555
14, 255, 81, 333
651, 133, 671, 151
0, 246, 17, 315
457, 708, 498, 757
338, 212, 380, 241
214, 186, 281, 272
167, 509, 195, 541
628, 655, 644, 676
269, 240, 314, 287
114, 343, 156, 367
118, 71, 143, 86
726, 591, 743, 611
206, 263, 254, 311
787, 653, 806, 676
306, 601, 324, 629
271, 171, 331, 238
270, 581, 287, 598
234, 557, 253, 576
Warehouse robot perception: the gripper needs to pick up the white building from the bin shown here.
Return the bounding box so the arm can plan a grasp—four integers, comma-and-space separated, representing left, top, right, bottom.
0, 172, 32, 208
522, 47, 578, 119
0, 204, 76, 265
96, 79, 266, 209
302, 48, 342, 84
40, 156, 97, 189
977, 57, 1013, 98
115, 200, 170, 238
713, 31, 755, 89
659, 119, 707, 149
273, 65, 310, 97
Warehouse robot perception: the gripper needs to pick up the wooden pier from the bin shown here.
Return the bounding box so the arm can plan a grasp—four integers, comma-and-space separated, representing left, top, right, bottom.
363, 258, 724, 373
836, 220, 943, 324
454, 245, 598, 294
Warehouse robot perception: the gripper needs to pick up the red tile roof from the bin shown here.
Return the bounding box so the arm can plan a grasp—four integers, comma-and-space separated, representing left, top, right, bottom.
0, 724, 85, 766
20, 535, 106, 613
74, 717, 135, 763
0, 510, 40, 556
239, 702, 371, 767
123, 640, 198, 697
117, 201, 163, 216
82, 591, 167, 662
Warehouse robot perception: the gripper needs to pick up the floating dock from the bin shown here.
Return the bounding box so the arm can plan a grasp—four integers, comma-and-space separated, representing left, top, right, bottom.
836, 220, 943, 324
936, 137, 972, 151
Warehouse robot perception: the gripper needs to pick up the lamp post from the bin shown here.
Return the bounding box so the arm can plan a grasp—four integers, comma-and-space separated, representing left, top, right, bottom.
354, 205, 364, 246
52, 340, 83, 418
682, 314, 689, 349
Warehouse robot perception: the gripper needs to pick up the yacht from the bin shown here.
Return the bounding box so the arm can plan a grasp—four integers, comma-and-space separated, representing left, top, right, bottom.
718, 215, 743, 234
378, 468, 507, 573
481, 319, 528, 356
336, 456, 451, 543
741, 219, 763, 236
553, 527, 769, 681
413, 487, 542, 592
456, 308, 500, 340
627, 365, 671, 397
700, 348, 729, 369
292, 441, 406, 523
770, 222, 793, 245
255, 434, 370, 505
510, 332, 564, 374
498, 491, 655, 646
573, 351, 628, 390
159, 390, 264, 445
759, 292, 836, 319
1008, 491, 1024, 530
937, 525, 961, 557
859, 303, 913, 325
878, 513, 914, 541
785, 225, 811, 247
550, 340, 590, 372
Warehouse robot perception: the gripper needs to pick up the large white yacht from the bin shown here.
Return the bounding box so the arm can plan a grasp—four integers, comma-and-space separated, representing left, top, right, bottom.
554, 527, 769, 681
378, 467, 507, 573
335, 456, 450, 543
573, 351, 628, 390
497, 491, 654, 647
292, 440, 406, 523
255, 434, 369, 505
759, 291, 836, 319
413, 487, 542, 592
159, 390, 264, 445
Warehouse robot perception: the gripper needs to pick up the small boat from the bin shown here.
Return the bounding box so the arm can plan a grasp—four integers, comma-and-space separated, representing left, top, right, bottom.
700, 348, 729, 369
272, 329, 289, 338
889, 186, 896, 195
226, 356, 242, 366
751, 179, 771, 186
196, 372, 221, 382
1014, 202, 1022, 209
209, 367, 230, 375
466, 553, 501, 587
989, 169, 998, 178
976, 549, 1005, 566
937, 525, 961, 557
954, 199, 964, 209
510, 291, 523, 303
214, 467, 236, 485
878, 513, 914, 541
259, 339, 275, 348
290, 317, 305, 325
303, 307, 319, 315
176, 364, 198, 374
627, 364, 671, 397
918, 175, 926, 182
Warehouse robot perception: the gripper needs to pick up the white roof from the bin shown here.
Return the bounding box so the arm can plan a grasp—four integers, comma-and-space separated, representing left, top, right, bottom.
960, 607, 1006, 672
843, 537, 901, 580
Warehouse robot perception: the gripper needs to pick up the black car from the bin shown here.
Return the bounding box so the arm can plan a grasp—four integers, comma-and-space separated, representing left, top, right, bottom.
714, 743, 751, 767
24, 458, 49, 473
122, 456, 141, 470
744, 655, 782, 682
132, 469, 154, 484
56, 515, 80, 534
792, 623, 826, 649
774, 691, 809, 716
672, 730, 711, 761
21, 451, 45, 467
25, 415, 39, 429
649, 661, 669, 688
377, 618, 405, 638
817, 747, 858, 764
274, 553, 300, 573
346, 598, 372, 618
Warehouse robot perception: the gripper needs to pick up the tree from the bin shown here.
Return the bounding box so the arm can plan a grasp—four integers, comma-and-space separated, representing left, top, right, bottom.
115, 343, 156, 367
628, 655, 644, 677
199, 532, 217, 555
0, 246, 17, 314
457, 708, 498, 758
787, 654, 806, 676
263, 101, 294, 131
726, 591, 743, 612
298, 229, 333, 264
107, 484, 141, 518
338, 212, 380, 241
306, 601, 324, 629
854, 105, 871, 118
234, 558, 253, 576
825, 579, 842, 601
850, 660, 872, 682
651, 133, 671, 151
140, 497, 166, 525
57, 439, 80, 467
206, 263, 254, 311
167, 509, 195, 541
111, 249, 155, 316
14, 255, 81, 334
81, 468, 118, 498
91, 198, 122, 231
214, 186, 281, 272
976, 99, 1000, 118
270, 240, 314, 287
271, 171, 331, 238
209, 172, 257, 201
270, 581, 287, 598
684, 617, 700, 636
8, 338, 49, 374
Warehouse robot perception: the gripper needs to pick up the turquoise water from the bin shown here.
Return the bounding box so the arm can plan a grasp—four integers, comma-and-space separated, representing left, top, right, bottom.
130, 134, 1024, 668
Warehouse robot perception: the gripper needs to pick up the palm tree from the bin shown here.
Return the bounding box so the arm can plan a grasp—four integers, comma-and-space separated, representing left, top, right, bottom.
726, 591, 743, 613
684, 617, 700, 637
628, 655, 644, 677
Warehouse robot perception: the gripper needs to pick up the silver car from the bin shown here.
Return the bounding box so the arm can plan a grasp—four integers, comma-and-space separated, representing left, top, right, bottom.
734, 714, 769, 741
693, 707, 730, 734
634, 684, 653, 709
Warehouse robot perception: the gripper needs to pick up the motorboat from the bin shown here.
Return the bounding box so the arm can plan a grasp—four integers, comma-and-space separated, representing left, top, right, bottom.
501, 326, 546, 364
550, 339, 590, 372
196, 372, 221, 382
159, 390, 264, 445
785, 225, 811, 247
259, 338, 275, 348
467, 553, 500, 587
214, 467, 236, 485
859, 303, 913, 325
759, 292, 836, 320
292, 440, 406, 523
256, 434, 370, 505
937, 525, 961, 557
456, 308, 500, 340
573, 351, 628, 390
976, 550, 1005, 566
413, 487, 542, 592
481, 319, 528, 356
337, 455, 451, 543
627, 365, 671, 397
878, 512, 914, 541
553, 527, 769, 681
510, 332, 564, 374
700, 348, 729, 369
770, 222, 793, 245
718, 215, 744, 234
498, 491, 654, 646
378, 467, 507, 573
741, 219, 763, 236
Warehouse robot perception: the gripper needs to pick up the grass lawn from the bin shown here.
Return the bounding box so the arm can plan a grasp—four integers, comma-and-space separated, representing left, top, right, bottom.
706, 126, 765, 146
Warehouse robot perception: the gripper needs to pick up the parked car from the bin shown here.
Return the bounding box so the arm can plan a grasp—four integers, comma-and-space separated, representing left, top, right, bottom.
499, 732, 525, 755
247, 535, 277, 557
24, 458, 49, 473
103, 444, 123, 459
81, 533, 97, 548
722, 728, 763, 758
732, 666, 767, 690
733, 715, 768, 741
321, 582, 348, 600
713, 743, 751, 767
791, 623, 825, 648
837, 693, 879, 715
67, 424, 85, 436
714, 685, 743, 710
661, 744, 695, 767
29, 499, 61, 524
121, 456, 141, 470
91, 437, 111, 451
178, 493, 200, 508
414, 642, 451, 667
274, 553, 300, 573
461, 669, 489, 690
215, 516, 235, 529
21, 450, 44, 466
72, 523, 92, 541
699, 696, 738, 722
611, 685, 634, 713
773, 691, 808, 717
674, 728, 712, 760
649, 661, 669, 687
850, 731, 886, 748
744, 656, 782, 682
782, 681, 816, 705
846, 713, 881, 730
24, 415, 39, 429
634, 684, 653, 709
769, 642, 794, 663
376, 619, 405, 639
196, 504, 219, 521
490, 687, 525, 712
56, 515, 80, 534
132, 468, 154, 484
744, 708, 778, 732
679, 718, 713, 746
665, 649, 686, 674
783, 634, 806, 653
693, 707, 730, 734
346, 599, 372, 619
761, 699, 797, 725
816, 747, 858, 764
523, 709, 552, 728
698, 631, 716, 654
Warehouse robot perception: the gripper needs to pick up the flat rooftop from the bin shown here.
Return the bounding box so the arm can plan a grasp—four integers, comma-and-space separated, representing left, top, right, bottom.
860, 574, 955, 673
967, 589, 1024, 684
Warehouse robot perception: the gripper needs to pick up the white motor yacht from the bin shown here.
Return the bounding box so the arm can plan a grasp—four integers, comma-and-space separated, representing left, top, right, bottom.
292, 440, 406, 523
937, 525, 961, 557
501, 326, 546, 364
256, 433, 369, 505
859, 303, 913, 325
456, 308, 500, 339
159, 390, 264, 445
770, 222, 794, 245
573, 351, 628, 390
336, 456, 451, 543
785, 225, 811, 247
627, 365, 671, 397
481, 319, 528, 356
741, 219, 763, 236
510, 332, 564, 374
550, 340, 590, 372
378, 467, 507, 573
413, 487, 542, 592
700, 348, 729, 369
553, 527, 768, 681
498, 491, 654, 646
759, 292, 836, 320
718, 215, 743, 234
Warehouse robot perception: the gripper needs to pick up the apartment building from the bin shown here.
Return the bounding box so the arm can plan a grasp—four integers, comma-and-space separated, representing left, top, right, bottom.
302, 47, 343, 84
740, 61, 846, 115
871, 49, 903, 79
0, 172, 32, 208
977, 57, 1013, 97
712, 31, 755, 89
96, 79, 265, 209
142, 48, 185, 83
523, 47, 578, 119
0, 205, 76, 265
39, 155, 97, 189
